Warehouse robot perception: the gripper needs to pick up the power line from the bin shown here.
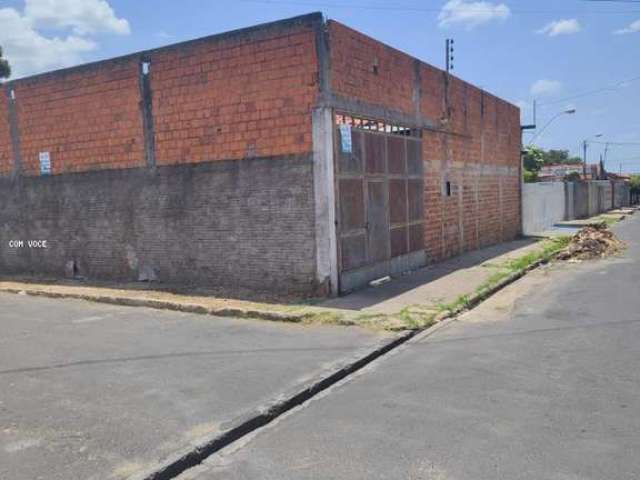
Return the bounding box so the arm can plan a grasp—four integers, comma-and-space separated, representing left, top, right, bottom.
236, 0, 640, 14
583, 0, 640, 3
537, 75, 640, 107
592, 141, 640, 146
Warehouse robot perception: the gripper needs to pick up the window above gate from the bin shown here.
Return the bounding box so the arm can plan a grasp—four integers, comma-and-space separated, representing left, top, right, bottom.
335, 113, 421, 138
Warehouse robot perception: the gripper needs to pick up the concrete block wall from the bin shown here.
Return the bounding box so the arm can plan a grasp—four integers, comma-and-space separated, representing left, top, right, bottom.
572, 182, 590, 219
612, 181, 630, 208
587, 181, 610, 217
599, 181, 613, 212
522, 182, 566, 235
0, 156, 318, 293
565, 182, 575, 220
523, 180, 633, 235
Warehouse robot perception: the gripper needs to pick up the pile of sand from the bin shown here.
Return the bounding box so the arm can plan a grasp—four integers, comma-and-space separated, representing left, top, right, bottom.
557, 222, 625, 261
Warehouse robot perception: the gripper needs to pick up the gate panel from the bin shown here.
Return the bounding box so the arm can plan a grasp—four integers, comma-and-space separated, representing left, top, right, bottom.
335, 115, 426, 293
367, 180, 390, 263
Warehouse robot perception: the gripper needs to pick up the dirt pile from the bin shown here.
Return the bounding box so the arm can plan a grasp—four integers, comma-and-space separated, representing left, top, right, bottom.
557, 222, 625, 261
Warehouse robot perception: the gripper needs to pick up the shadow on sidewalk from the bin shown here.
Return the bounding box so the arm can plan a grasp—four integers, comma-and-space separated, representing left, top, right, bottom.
321, 238, 538, 312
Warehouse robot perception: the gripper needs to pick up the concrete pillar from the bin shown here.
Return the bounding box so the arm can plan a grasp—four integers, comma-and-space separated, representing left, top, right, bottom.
312, 107, 338, 296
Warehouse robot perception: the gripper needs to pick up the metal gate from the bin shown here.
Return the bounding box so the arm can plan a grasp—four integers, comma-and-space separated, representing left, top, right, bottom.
335, 115, 425, 293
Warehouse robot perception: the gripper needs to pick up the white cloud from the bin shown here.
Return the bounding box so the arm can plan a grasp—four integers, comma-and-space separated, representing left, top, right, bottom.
537, 19, 582, 37
154, 31, 173, 41
613, 19, 640, 35
0, 0, 129, 78
24, 0, 129, 36
530, 79, 563, 97
438, 0, 510, 29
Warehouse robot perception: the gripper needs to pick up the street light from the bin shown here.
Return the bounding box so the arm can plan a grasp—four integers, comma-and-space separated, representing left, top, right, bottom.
527, 108, 576, 146
582, 133, 603, 178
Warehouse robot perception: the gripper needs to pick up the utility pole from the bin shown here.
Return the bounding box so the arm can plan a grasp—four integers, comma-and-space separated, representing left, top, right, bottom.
446, 38, 454, 73
582, 134, 603, 179
583, 140, 588, 178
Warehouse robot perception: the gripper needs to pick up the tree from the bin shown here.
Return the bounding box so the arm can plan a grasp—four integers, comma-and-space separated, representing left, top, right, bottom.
523, 169, 539, 183
525, 145, 582, 170
522, 145, 544, 172
543, 149, 582, 166
0, 46, 11, 81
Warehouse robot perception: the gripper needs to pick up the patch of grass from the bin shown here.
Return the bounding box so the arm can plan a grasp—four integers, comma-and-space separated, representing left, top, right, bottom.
595, 215, 622, 227
302, 236, 573, 332
301, 311, 353, 326
436, 236, 571, 318
397, 306, 438, 330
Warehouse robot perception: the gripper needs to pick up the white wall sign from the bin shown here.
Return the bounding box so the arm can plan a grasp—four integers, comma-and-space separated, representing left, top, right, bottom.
339, 124, 352, 153
39, 152, 51, 175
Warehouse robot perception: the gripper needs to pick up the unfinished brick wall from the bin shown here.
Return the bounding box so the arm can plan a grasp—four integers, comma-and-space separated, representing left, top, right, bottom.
13, 58, 145, 175
0, 15, 321, 177
422, 89, 521, 262
328, 22, 522, 263
151, 21, 318, 165
328, 21, 416, 116
0, 13, 522, 293
0, 91, 12, 175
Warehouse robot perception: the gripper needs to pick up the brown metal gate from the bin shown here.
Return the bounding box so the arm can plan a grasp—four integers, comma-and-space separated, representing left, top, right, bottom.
335, 116, 425, 293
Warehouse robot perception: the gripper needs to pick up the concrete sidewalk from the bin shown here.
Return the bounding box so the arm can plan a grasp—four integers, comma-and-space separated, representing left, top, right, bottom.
528, 208, 635, 238
320, 238, 543, 314
0, 235, 571, 331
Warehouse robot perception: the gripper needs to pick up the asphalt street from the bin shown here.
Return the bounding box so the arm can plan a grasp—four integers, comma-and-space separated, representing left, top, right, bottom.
0, 295, 390, 480
186, 214, 640, 480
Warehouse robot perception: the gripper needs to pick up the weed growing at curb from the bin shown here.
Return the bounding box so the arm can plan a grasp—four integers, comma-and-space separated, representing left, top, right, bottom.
435, 236, 571, 318
0, 236, 573, 333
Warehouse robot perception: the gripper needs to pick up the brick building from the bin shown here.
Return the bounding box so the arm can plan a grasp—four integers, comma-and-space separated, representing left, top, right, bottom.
0, 13, 522, 296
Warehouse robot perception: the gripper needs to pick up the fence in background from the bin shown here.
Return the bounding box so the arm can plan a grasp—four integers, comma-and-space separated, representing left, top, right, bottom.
523, 180, 630, 236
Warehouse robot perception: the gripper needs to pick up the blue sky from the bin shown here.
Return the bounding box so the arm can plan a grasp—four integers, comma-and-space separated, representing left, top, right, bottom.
1, 0, 639, 172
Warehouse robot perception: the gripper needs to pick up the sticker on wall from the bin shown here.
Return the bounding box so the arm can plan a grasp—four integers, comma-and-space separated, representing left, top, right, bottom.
339, 124, 352, 153
39, 152, 51, 175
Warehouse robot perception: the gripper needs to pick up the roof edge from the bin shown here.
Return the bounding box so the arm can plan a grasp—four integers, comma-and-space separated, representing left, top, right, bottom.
6, 12, 324, 85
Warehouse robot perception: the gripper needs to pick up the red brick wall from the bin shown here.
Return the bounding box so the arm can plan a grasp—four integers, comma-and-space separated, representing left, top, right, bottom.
422, 89, 521, 262
151, 24, 318, 165
0, 91, 13, 175
328, 23, 522, 262
0, 17, 320, 177
328, 21, 416, 116
13, 58, 145, 175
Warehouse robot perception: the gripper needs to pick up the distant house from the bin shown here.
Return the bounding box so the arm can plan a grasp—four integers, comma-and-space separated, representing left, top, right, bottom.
538, 163, 584, 181
537, 163, 611, 182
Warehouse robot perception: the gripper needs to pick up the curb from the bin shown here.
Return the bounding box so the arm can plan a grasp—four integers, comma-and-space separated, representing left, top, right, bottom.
0, 254, 551, 328
127, 329, 417, 480
0, 287, 327, 324
432, 256, 549, 322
